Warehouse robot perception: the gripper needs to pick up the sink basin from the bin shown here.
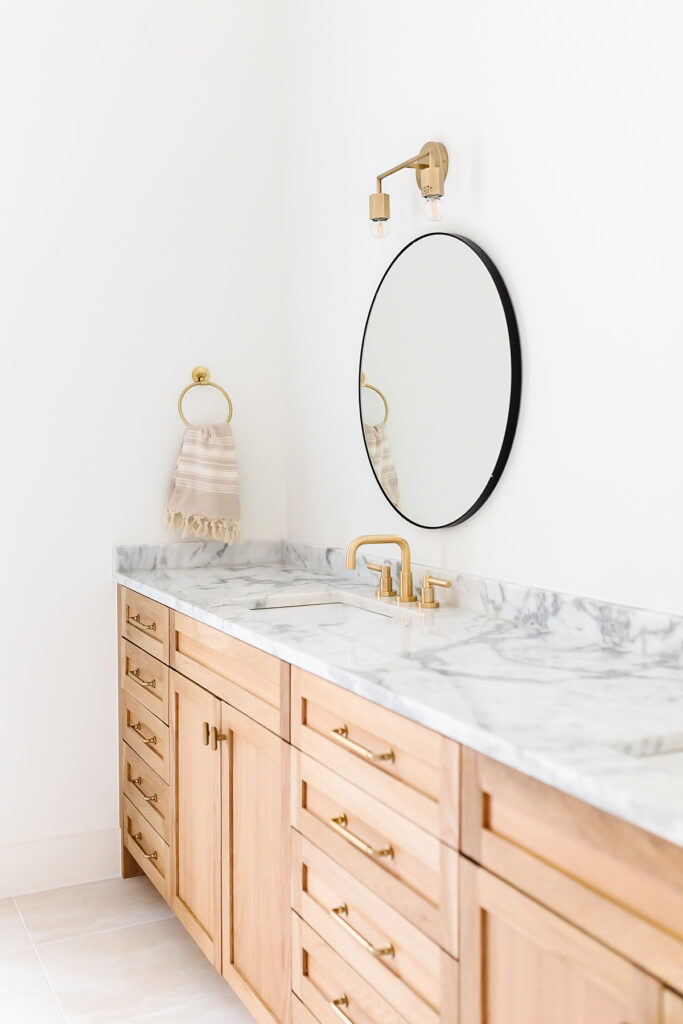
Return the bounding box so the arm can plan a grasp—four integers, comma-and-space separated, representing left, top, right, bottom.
252, 600, 393, 627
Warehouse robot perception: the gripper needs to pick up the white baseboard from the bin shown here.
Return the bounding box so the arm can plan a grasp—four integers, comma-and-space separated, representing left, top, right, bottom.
0, 828, 121, 898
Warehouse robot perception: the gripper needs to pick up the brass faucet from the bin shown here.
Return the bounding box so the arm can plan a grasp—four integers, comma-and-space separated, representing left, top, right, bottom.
346, 535, 417, 603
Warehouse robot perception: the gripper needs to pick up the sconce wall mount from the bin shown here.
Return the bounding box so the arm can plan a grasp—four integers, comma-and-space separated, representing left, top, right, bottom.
369, 140, 449, 239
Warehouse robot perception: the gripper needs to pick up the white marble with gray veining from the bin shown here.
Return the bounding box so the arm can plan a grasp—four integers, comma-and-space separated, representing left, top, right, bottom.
115, 541, 683, 847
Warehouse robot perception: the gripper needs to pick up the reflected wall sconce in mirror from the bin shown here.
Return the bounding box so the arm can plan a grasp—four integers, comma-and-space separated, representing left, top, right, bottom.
369, 141, 449, 239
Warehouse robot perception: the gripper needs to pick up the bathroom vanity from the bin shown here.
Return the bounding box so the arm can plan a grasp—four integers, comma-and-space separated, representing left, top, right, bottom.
115, 548, 683, 1024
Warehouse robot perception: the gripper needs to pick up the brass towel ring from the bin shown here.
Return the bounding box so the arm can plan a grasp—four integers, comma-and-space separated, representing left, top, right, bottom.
178, 366, 233, 425
361, 372, 389, 425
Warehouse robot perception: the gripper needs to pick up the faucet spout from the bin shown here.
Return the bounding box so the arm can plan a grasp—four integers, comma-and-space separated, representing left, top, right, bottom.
345, 534, 416, 602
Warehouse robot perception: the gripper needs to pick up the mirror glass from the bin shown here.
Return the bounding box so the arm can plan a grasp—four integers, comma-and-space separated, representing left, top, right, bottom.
359, 233, 521, 528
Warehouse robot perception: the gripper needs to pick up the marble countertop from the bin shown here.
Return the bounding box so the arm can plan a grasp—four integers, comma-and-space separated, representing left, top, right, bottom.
115, 551, 683, 848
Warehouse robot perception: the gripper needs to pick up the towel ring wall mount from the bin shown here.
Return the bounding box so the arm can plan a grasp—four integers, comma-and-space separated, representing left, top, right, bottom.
178, 366, 233, 425
361, 372, 389, 425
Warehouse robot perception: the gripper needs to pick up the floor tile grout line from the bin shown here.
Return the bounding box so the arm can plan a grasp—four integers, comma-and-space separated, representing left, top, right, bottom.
25, 909, 176, 949
12, 897, 70, 1024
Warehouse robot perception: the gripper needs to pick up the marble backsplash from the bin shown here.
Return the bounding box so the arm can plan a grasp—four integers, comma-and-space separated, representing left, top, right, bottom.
114, 538, 683, 661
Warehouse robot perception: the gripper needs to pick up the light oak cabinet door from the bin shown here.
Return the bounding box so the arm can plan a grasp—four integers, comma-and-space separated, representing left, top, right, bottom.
460, 858, 664, 1024
170, 671, 222, 970
221, 703, 291, 1024
665, 991, 683, 1023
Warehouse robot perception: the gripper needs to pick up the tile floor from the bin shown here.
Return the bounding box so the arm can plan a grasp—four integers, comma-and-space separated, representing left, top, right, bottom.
0, 876, 256, 1023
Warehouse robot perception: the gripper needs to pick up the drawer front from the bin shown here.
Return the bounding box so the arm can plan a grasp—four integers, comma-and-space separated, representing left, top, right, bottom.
291, 668, 459, 847
120, 639, 169, 724
171, 611, 289, 738
121, 743, 171, 844
293, 914, 458, 1024
292, 832, 458, 1024
122, 796, 170, 903
119, 587, 170, 662
462, 748, 683, 992
292, 750, 457, 957
120, 691, 170, 783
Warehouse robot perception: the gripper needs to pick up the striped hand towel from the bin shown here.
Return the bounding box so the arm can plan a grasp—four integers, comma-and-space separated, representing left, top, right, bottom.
363, 422, 400, 509
165, 422, 240, 543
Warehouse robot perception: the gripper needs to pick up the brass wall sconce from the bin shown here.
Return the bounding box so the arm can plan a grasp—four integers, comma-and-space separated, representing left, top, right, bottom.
369, 140, 449, 239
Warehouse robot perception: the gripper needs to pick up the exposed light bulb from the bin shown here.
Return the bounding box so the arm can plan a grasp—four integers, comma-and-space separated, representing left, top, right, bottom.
369, 218, 391, 240
424, 195, 445, 222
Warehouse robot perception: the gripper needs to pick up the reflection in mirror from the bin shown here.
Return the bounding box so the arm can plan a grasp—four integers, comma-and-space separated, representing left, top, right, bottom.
360, 233, 521, 528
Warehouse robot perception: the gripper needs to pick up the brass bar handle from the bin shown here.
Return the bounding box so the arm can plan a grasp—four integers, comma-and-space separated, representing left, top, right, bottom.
211, 726, 227, 751
330, 904, 394, 958
202, 722, 210, 746
330, 996, 353, 1024
131, 721, 157, 746
128, 613, 157, 634
127, 668, 157, 689
329, 814, 394, 859
129, 776, 158, 803
130, 831, 158, 861
331, 725, 394, 764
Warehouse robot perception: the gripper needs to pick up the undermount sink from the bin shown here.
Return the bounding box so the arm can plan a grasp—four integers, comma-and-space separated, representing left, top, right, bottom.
252, 599, 393, 627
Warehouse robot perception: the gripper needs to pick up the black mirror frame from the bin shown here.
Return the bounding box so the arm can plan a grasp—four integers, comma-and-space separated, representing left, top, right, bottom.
359, 232, 522, 529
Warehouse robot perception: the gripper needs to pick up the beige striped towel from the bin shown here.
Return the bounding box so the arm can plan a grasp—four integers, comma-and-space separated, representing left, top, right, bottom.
165, 422, 240, 543
363, 422, 400, 509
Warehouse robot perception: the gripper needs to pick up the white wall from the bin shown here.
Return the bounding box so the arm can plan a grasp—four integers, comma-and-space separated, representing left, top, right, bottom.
283, 0, 683, 616
0, 2, 286, 894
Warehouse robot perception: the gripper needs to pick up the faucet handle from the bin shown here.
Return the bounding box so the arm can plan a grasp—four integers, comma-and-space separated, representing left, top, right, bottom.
368, 564, 397, 599
418, 574, 452, 609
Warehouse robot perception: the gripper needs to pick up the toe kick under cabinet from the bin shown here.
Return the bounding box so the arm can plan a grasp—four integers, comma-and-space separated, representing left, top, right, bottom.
117, 586, 683, 1024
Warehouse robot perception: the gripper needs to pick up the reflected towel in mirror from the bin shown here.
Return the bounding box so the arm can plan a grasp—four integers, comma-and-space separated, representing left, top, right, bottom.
363, 422, 400, 509
165, 422, 240, 543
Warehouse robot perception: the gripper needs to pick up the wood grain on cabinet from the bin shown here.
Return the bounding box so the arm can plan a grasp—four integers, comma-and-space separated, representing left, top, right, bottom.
291, 668, 460, 847
461, 748, 683, 992
665, 991, 683, 1024
170, 671, 222, 970
120, 690, 170, 783
122, 796, 171, 903
120, 639, 169, 723
221, 703, 291, 1024
121, 743, 171, 843
292, 831, 458, 1024
119, 587, 170, 662
293, 913, 458, 1024
459, 858, 663, 1024
292, 749, 458, 957
170, 611, 290, 738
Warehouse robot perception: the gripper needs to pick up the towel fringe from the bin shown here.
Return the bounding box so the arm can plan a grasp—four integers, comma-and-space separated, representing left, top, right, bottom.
164, 509, 240, 544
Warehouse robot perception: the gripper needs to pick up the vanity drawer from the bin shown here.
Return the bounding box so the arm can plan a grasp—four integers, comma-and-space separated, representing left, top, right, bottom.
120, 640, 169, 724
293, 915, 458, 1024
292, 750, 458, 957
121, 744, 171, 844
170, 610, 290, 738
291, 668, 459, 846
461, 748, 683, 992
120, 691, 170, 783
122, 796, 170, 903
292, 832, 457, 1024
119, 587, 170, 663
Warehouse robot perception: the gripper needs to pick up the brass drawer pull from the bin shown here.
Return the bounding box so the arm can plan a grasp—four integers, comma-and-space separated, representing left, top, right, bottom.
202, 722, 210, 746
330, 996, 353, 1024
210, 726, 227, 751
128, 613, 157, 634
329, 814, 394, 859
131, 720, 157, 746
127, 668, 157, 689
130, 831, 158, 861
331, 725, 394, 764
330, 904, 395, 958
129, 776, 158, 803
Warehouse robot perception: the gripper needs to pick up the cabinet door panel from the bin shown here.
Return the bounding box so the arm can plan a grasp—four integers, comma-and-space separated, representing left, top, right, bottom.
665, 991, 683, 1024
222, 703, 291, 1024
460, 858, 662, 1024
170, 671, 222, 970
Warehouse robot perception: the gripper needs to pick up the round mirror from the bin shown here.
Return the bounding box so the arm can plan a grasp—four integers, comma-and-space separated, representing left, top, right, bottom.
359, 233, 521, 528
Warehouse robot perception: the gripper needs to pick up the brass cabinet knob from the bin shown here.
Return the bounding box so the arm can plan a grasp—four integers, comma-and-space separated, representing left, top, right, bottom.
418, 574, 452, 609
367, 563, 397, 598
